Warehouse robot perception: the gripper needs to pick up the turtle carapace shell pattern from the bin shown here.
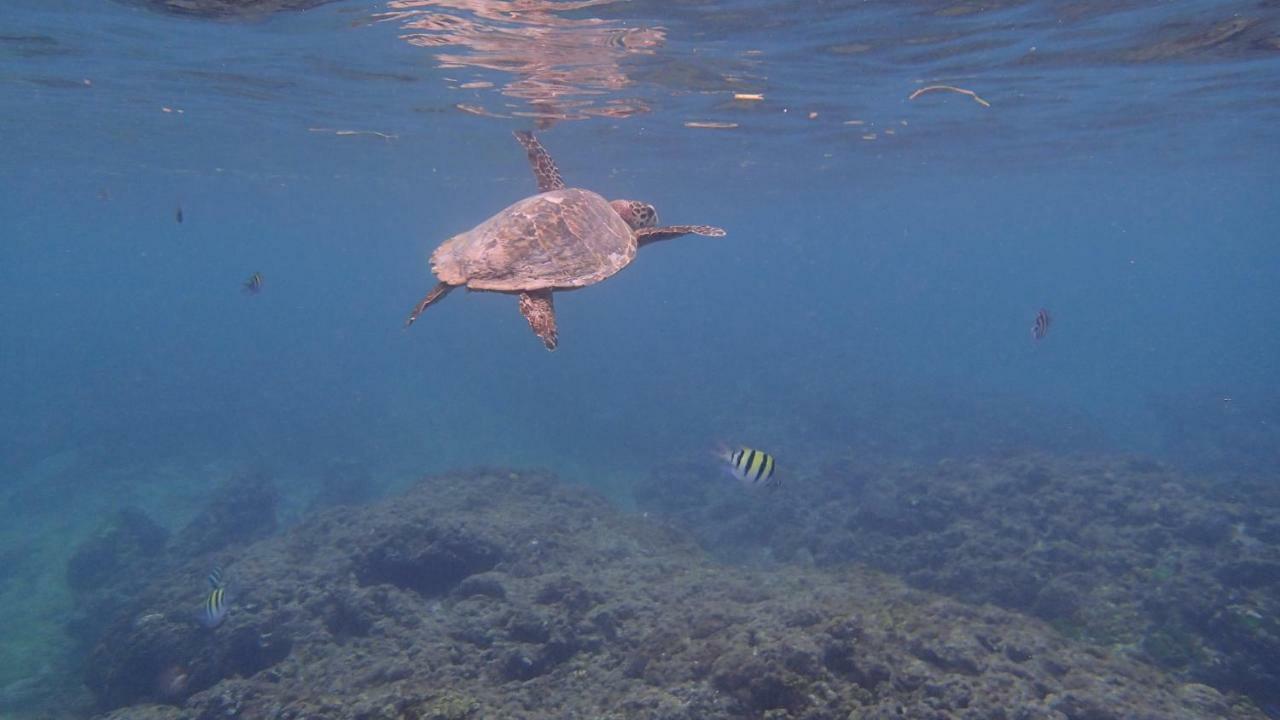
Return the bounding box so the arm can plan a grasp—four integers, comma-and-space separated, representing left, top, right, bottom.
430, 188, 636, 292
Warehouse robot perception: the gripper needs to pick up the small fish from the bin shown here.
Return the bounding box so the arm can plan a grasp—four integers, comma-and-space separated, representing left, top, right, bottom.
200, 587, 229, 628
1031, 308, 1051, 341
207, 565, 224, 589
721, 447, 778, 489
175, 206, 184, 224
242, 272, 264, 295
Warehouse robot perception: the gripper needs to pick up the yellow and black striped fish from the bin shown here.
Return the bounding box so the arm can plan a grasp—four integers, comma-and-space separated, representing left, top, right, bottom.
242, 272, 264, 295
722, 447, 778, 488
200, 587, 229, 628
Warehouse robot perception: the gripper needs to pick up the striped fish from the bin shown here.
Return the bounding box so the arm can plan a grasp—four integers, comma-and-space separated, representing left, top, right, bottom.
1031, 308, 1051, 341
200, 587, 229, 629
207, 565, 224, 590
723, 447, 778, 488
243, 272, 264, 295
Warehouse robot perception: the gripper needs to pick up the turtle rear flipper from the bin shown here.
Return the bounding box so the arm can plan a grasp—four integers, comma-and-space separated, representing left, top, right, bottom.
514, 131, 565, 193
635, 225, 727, 247
518, 289, 558, 351
405, 281, 455, 328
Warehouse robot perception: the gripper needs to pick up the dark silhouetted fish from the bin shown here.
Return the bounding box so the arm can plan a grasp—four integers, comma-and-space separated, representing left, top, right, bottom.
1032, 308, 1051, 341
243, 272, 264, 295
175, 206, 183, 224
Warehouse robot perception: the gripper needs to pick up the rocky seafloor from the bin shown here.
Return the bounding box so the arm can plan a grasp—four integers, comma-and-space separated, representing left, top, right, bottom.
74, 467, 1268, 719
636, 453, 1280, 713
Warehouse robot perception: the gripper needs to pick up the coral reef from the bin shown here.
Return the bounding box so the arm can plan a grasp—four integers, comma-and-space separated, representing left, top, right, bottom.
65, 508, 171, 674
307, 460, 382, 513
635, 452, 1280, 710
66, 469, 280, 687
168, 469, 279, 560
85, 468, 1264, 719
66, 508, 170, 596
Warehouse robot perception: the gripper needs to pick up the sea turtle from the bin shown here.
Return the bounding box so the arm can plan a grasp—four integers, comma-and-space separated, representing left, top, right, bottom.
405, 131, 726, 350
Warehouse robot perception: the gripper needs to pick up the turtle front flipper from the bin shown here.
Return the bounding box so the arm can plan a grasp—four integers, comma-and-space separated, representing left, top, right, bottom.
518, 289, 558, 351
514, 131, 566, 193
405, 281, 455, 328
635, 225, 727, 247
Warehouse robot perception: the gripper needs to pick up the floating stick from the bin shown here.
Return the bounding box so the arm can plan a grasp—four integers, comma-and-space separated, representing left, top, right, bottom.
308, 128, 398, 140
908, 84, 991, 108
684, 121, 738, 129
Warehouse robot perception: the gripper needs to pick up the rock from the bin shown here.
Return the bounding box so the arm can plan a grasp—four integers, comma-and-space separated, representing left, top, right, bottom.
454, 573, 507, 600
307, 459, 381, 512
169, 470, 278, 558
65, 508, 170, 658
356, 520, 500, 597
66, 508, 169, 595
80, 469, 1269, 720
635, 452, 1280, 710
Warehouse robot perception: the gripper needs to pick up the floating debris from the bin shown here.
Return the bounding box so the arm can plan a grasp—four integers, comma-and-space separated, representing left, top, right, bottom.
684, 121, 738, 129
455, 103, 508, 118
828, 43, 872, 55
908, 84, 991, 108
307, 128, 398, 140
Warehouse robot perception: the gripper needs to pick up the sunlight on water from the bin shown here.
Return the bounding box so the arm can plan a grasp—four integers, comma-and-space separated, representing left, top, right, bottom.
376, 0, 662, 123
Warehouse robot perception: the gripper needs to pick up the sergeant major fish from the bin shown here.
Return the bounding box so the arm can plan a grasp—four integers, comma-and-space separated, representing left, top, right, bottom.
207, 565, 223, 590
720, 447, 779, 489
200, 586, 229, 629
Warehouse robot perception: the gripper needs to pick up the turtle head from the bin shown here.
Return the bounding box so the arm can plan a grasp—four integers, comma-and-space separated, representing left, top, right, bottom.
610, 200, 658, 230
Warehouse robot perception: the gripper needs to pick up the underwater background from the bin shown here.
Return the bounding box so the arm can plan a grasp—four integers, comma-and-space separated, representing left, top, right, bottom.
1, 0, 1278, 717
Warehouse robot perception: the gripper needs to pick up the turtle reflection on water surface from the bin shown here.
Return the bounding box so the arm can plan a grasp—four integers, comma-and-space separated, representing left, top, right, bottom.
405, 131, 726, 351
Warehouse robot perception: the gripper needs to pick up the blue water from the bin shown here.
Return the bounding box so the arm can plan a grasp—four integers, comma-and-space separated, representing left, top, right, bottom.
1, 0, 1278, 709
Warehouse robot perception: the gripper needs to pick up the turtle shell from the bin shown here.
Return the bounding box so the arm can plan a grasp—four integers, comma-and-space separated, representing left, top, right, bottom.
431, 188, 636, 292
